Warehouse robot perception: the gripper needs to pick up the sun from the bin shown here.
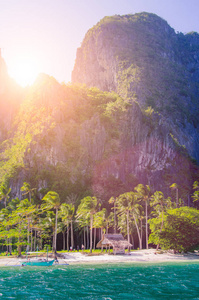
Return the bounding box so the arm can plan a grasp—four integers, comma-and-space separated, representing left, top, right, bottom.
8, 55, 40, 87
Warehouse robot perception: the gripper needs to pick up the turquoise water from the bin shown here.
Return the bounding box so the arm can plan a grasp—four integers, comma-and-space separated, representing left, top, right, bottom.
0, 262, 199, 299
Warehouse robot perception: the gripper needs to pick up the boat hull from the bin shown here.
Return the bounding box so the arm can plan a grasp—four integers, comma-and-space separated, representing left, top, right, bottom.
21, 259, 55, 266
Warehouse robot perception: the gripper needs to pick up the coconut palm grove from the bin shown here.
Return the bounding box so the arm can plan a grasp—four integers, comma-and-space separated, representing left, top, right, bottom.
1, 180, 199, 255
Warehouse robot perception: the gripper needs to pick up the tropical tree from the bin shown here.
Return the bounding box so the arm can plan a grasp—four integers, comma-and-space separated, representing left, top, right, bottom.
0, 184, 11, 208
42, 191, 61, 251
77, 196, 98, 253
0, 207, 10, 251
57, 221, 67, 250
149, 207, 199, 252
76, 206, 90, 250
93, 208, 109, 237
3, 201, 36, 255
116, 192, 142, 250
59, 203, 69, 250
150, 191, 171, 250
66, 203, 75, 250
40, 210, 56, 249
170, 183, 179, 207
20, 182, 36, 203
108, 197, 117, 233
192, 181, 199, 203
17, 198, 36, 251
134, 184, 151, 249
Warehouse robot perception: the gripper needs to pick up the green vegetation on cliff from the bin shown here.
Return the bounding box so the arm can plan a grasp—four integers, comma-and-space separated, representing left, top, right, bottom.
0, 75, 130, 201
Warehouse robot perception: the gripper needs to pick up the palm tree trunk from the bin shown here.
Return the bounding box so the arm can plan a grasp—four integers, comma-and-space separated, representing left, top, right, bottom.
146, 201, 148, 249
18, 237, 21, 256
133, 214, 142, 249
114, 202, 116, 234
83, 226, 86, 249
9, 237, 12, 253
27, 219, 30, 251
106, 224, 108, 234
141, 218, 143, 249
34, 229, 37, 251
90, 215, 93, 253
127, 210, 130, 252
71, 219, 74, 249
156, 208, 164, 250
67, 221, 69, 251
93, 227, 96, 250
101, 228, 103, 252
87, 225, 89, 250
52, 233, 55, 250
63, 231, 65, 250
176, 188, 179, 207
54, 208, 58, 251
131, 234, 134, 249
30, 227, 32, 251
18, 225, 22, 256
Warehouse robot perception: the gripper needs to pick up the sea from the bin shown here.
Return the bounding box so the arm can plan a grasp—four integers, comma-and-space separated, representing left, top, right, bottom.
0, 262, 199, 299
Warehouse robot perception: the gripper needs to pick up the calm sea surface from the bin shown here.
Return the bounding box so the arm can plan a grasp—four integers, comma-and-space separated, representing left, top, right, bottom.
0, 262, 199, 299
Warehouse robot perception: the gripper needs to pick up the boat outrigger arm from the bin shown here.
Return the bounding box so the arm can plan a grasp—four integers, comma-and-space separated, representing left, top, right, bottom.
20, 247, 55, 266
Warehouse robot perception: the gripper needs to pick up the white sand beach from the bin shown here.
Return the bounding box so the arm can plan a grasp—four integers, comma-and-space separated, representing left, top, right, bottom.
1, 249, 199, 267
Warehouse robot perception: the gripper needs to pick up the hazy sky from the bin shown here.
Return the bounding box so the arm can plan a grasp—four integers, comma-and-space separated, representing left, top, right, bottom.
0, 0, 199, 86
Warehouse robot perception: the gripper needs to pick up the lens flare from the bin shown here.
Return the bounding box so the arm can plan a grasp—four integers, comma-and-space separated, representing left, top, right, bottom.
8, 55, 40, 87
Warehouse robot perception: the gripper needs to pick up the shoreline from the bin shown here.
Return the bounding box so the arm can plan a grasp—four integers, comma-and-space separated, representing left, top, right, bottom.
0, 249, 199, 267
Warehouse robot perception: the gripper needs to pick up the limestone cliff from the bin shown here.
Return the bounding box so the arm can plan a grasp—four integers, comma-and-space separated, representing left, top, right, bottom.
71, 12, 199, 198
0, 13, 199, 203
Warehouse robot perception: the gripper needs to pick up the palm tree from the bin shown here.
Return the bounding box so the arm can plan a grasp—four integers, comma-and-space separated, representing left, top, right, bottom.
42, 191, 61, 251
0, 184, 11, 208
150, 191, 170, 250
57, 221, 67, 250
40, 210, 56, 250
59, 203, 69, 250
134, 184, 151, 249
108, 197, 117, 233
77, 196, 98, 253
76, 207, 90, 250
117, 192, 142, 250
170, 183, 179, 207
6, 200, 36, 255
66, 203, 75, 250
192, 181, 199, 203
18, 199, 36, 251
94, 208, 107, 236
20, 182, 36, 203
0, 207, 10, 252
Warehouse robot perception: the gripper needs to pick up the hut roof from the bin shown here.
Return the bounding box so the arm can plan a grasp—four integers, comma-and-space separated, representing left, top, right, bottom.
96, 234, 132, 249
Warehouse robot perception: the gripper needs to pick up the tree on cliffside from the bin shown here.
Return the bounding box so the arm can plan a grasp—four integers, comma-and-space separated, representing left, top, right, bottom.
0, 184, 11, 208
192, 181, 199, 204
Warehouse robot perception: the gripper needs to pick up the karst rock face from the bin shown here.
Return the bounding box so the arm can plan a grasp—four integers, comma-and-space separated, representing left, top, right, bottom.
72, 12, 199, 195
1, 13, 199, 200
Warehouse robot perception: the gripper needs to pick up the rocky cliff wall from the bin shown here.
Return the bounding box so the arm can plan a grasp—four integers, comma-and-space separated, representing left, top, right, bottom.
0, 13, 198, 202
71, 12, 199, 197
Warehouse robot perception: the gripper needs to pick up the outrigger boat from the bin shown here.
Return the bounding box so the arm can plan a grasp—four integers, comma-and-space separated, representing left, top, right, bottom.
21, 258, 55, 267
20, 247, 55, 267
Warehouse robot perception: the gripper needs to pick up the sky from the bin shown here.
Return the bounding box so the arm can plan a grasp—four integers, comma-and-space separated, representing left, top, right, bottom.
0, 0, 199, 87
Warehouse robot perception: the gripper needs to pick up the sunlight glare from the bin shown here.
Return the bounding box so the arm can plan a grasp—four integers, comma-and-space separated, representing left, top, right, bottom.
8, 55, 40, 87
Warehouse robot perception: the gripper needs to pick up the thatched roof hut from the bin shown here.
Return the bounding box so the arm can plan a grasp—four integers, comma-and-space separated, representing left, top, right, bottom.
96, 234, 132, 254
